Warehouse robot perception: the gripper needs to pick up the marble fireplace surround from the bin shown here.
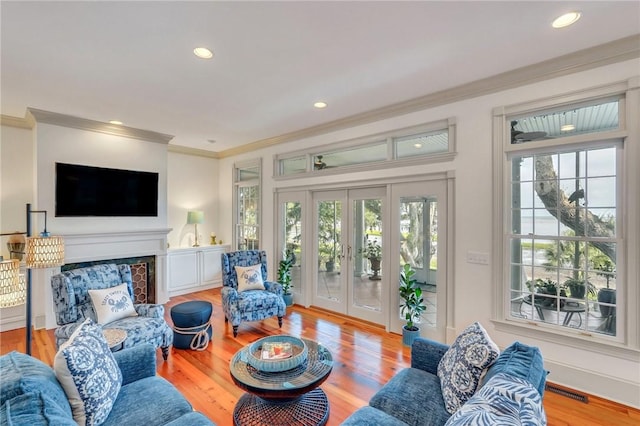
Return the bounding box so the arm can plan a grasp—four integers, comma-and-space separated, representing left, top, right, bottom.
41, 228, 171, 330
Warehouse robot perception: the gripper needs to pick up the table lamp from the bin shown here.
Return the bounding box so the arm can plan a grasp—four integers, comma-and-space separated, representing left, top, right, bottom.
187, 210, 204, 247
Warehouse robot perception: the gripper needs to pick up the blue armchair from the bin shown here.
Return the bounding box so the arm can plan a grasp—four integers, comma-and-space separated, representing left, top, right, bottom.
50, 263, 173, 359
221, 250, 286, 337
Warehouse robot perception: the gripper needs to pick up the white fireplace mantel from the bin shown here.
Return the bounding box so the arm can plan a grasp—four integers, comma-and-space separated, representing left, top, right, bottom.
37, 228, 172, 331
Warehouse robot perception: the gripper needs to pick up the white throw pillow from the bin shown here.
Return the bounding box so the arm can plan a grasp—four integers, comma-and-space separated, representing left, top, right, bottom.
437, 321, 500, 414
235, 264, 265, 292
88, 283, 138, 325
54, 318, 122, 426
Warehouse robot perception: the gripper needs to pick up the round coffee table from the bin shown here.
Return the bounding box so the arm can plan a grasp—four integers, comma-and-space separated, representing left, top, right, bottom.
229, 338, 333, 426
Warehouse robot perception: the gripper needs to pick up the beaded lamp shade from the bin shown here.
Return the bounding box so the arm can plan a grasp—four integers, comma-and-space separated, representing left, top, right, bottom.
0, 260, 25, 308
26, 236, 65, 268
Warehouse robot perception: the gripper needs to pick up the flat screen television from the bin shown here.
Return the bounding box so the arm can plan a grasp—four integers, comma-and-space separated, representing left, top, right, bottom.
55, 162, 159, 217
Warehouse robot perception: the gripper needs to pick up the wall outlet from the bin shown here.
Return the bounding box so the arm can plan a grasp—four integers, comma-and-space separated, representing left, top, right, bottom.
467, 251, 490, 265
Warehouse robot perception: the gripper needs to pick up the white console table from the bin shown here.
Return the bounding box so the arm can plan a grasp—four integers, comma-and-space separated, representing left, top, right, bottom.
167, 245, 230, 297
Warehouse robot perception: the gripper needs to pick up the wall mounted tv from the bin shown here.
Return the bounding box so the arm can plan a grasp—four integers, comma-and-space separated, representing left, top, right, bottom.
55, 162, 159, 217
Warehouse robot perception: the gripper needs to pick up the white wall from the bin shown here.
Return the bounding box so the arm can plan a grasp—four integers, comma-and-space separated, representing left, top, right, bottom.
167, 151, 220, 248
34, 123, 169, 235
218, 58, 640, 407
0, 125, 33, 330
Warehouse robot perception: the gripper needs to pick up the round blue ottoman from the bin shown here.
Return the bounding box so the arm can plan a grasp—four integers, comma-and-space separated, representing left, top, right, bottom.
170, 300, 212, 350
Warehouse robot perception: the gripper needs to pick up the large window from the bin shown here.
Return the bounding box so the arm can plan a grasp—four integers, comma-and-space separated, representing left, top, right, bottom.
494, 87, 637, 344
234, 161, 260, 251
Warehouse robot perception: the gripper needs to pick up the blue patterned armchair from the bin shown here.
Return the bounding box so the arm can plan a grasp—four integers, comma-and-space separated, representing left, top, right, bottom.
50, 263, 173, 359
221, 250, 286, 337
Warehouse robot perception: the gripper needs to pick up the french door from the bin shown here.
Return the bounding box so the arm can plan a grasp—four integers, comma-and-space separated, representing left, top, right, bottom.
312, 188, 387, 325
390, 180, 448, 341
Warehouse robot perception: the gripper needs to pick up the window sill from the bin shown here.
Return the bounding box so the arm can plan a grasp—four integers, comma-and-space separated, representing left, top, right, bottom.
491, 318, 639, 362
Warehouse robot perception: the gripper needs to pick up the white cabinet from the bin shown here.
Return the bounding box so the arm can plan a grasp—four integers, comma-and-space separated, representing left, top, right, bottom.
167, 245, 229, 297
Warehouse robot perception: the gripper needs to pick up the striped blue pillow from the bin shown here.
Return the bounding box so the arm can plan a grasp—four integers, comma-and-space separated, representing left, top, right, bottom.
444, 372, 547, 426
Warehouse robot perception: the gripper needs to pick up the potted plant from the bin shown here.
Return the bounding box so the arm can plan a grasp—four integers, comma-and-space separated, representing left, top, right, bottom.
525, 278, 567, 308
358, 241, 382, 280
399, 263, 426, 347
563, 277, 596, 301
278, 249, 294, 306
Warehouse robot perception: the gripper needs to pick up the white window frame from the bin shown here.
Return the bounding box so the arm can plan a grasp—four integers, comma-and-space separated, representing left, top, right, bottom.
233, 159, 261, 251
491, 78, 640, 358
273, 119, 456, 179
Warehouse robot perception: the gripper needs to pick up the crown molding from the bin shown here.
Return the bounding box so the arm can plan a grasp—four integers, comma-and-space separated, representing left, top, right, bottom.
218, 34, 640, 158
26, 108, 174, 144
168, 144, 221, 159
1, 114, 33, 129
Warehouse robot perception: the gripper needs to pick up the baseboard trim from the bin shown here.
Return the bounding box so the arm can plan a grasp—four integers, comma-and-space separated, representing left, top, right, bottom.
545, 359, 640, 409
0, 314, 25, 333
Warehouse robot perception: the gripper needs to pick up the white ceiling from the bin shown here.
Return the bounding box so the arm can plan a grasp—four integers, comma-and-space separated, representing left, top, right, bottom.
1, 1, 639, 153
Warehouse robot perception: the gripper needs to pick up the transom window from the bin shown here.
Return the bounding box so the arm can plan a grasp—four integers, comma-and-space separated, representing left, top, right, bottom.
275, 119, 455, 177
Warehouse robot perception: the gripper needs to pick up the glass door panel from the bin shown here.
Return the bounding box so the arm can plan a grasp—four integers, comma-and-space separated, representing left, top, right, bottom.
277, 191, 306, 306
313, 191, 347, 312
284, 200, 302, 297
349, 188, 385, 324
400, 197, 438, 328
391, 180, 447, 341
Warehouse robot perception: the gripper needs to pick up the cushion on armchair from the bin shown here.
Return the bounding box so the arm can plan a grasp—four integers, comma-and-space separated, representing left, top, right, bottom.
481, 341, 547, 396
369, 367, 451, 426
1, 391, 76, 426
0, 350, 73, 418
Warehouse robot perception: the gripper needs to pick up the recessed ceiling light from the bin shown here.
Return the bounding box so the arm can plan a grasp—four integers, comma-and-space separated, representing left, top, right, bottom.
207, 139, 217, 144
314, 101, 328, 109
193, 47, 213, 59
109, 120, 123, 125
552, 12, 581, 29
561, 124, 576, 132
414, 143, 423, 149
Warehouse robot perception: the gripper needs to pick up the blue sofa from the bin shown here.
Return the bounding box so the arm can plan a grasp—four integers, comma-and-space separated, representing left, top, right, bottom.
341, 337, 547, 426
0, 344, 215, 426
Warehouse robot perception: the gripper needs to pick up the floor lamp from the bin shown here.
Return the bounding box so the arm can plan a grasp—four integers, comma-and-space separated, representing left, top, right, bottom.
0, 203, 65, 355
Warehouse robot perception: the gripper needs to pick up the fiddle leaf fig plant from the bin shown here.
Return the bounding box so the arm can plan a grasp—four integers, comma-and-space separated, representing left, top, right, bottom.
277, 249, 294, 295
399, 263, 426, 331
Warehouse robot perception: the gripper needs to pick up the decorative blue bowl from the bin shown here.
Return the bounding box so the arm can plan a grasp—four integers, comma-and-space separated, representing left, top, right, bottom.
247, 335, 308, 373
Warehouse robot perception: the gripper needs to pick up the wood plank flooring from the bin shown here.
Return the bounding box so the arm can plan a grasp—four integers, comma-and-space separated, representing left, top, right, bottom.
1, 288, 638, 425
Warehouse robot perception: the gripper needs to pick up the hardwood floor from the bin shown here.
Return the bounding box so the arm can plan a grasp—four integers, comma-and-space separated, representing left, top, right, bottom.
1, 288, 638, 425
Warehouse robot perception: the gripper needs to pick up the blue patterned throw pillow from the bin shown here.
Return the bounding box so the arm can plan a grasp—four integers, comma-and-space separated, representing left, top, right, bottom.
437, 322, 500, 414
444, 372, 547, 426
54, 318, 122, 426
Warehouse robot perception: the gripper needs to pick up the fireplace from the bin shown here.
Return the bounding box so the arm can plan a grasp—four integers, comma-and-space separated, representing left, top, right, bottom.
62, 255, 156, 303
40, 228, 171, 330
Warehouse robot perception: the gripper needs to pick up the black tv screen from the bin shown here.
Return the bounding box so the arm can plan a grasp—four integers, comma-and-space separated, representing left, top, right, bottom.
55, 162, 158, 217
